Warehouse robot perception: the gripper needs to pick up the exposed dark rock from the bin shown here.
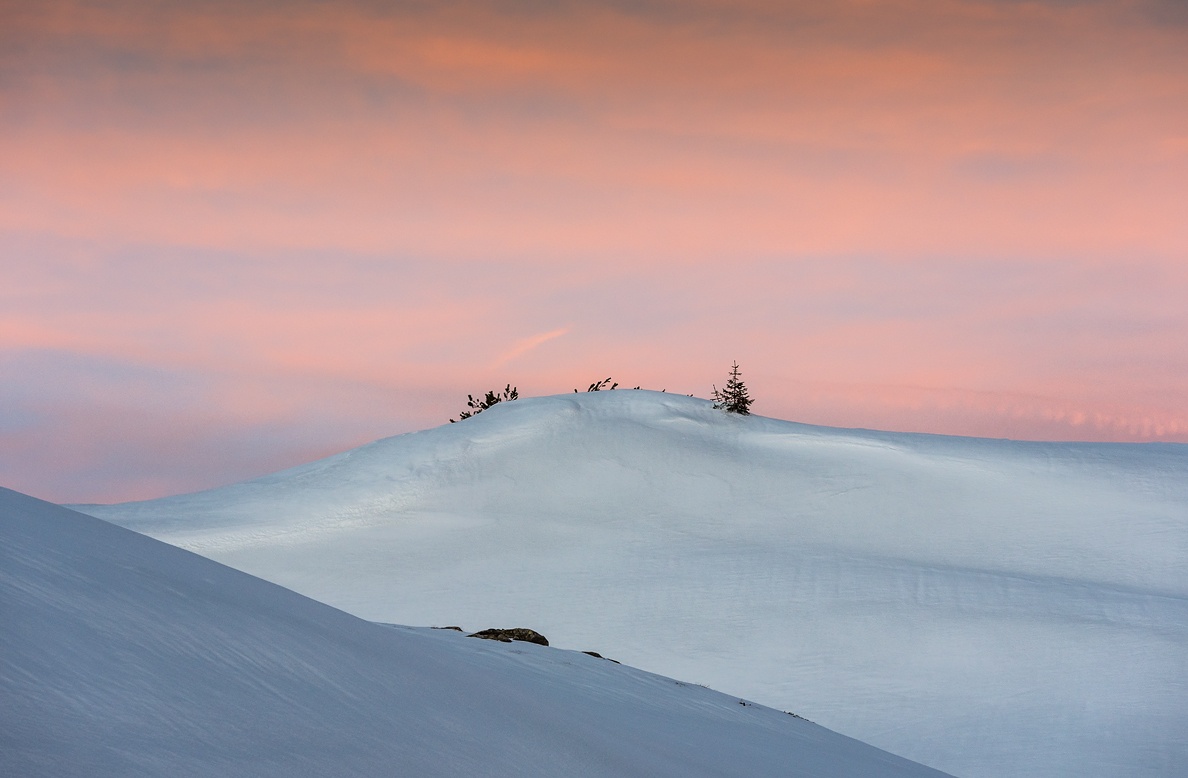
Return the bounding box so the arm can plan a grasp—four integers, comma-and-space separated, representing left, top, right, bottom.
582, 651, 620, 664
432, 626, 464, 631
468, 628, 549, 646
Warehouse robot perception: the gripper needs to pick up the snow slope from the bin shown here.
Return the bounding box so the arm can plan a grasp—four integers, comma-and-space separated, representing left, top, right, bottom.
1, 486, 952, 777
78, 391, 1188, 778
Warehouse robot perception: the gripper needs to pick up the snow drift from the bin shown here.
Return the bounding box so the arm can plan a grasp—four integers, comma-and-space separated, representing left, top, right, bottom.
77, 391, 1188, 778
1, 487, 951, 777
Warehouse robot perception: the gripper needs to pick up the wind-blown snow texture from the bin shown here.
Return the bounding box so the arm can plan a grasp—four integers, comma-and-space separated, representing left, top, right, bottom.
1, 487, 951, 778
79, 391, 1188, 778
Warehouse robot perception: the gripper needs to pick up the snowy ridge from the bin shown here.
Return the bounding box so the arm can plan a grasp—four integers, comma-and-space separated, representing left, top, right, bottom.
1, 488, 952, 777
77, 391, 1188, 778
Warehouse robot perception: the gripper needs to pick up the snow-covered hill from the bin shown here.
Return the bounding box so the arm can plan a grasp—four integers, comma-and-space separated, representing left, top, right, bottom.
78, 391, 1188, 778
1, 487, 952, 777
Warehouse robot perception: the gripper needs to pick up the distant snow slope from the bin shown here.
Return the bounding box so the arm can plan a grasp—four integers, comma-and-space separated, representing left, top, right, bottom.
78, 391, 1188, 778
1, 487, 952, 778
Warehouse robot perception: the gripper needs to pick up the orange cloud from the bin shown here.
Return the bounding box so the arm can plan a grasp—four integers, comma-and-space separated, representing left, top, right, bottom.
4, 0, 1186, 258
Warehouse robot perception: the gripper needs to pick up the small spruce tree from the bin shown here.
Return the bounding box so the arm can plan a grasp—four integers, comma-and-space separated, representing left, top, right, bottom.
712, 362, 753, 415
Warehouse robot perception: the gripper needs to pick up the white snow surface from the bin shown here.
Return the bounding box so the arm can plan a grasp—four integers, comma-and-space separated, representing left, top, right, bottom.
1, 487, 952, 777
77, 391, 1188, 778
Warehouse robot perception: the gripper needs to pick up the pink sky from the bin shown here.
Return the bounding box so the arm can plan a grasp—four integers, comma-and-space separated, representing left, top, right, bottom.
2, 0, 1187, 503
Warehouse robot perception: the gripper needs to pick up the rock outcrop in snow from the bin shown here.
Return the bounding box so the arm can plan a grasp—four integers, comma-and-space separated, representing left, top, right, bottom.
469, 627, 550, 645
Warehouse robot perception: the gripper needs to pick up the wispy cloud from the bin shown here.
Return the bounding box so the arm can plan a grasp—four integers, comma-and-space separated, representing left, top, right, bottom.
492, 327, 571, 368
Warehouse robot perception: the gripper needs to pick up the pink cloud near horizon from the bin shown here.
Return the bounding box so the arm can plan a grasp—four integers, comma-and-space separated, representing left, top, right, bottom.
1, 0, 1186, 502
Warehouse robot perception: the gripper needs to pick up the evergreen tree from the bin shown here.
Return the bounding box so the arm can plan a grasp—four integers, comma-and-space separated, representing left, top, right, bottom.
712, 362, 753, 415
